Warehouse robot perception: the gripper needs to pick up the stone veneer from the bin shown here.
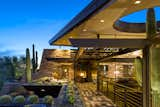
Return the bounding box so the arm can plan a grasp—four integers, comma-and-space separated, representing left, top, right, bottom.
33, 49, 74, 80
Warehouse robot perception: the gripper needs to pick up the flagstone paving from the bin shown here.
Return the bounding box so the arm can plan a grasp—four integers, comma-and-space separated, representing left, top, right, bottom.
77, 83, 115, 107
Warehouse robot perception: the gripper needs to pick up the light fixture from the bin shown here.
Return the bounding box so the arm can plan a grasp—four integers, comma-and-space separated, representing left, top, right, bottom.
83, 29, 87, 32
100, 19, 105, 23
64, 69, 67, 72
41, 89, 45, 92
114, 71, 120, 75
134, 0, 141, 4
80, 73, 84, 77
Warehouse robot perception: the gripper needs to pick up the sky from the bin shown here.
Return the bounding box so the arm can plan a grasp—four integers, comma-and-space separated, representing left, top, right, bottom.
120, 7, 160, 23
0, 0, 92, 63
0, 0, 160, 64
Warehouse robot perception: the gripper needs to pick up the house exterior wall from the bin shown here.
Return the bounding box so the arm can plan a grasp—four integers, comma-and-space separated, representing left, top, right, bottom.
33, 49, 74, 81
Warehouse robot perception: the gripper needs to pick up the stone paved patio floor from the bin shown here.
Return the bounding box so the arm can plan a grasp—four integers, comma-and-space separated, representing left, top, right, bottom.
77, 83, 115, 107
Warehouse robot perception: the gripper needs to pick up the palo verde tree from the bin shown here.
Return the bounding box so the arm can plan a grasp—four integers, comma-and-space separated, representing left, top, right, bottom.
26, 48, 31, 83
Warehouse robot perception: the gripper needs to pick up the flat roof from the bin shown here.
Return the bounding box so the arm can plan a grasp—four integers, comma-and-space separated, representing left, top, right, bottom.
49, 0, 160, 46
49, 0, 110, 45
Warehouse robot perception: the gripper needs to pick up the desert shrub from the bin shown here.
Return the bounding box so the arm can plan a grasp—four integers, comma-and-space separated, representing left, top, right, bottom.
28, 91, 34, 95
24, 105, 31, 107
10, 92, 19, 97
66, 84, 75, 104
13, 95, 25, 104
68, 95, 75, 104
27, 95, 39, 104
0, 95, 12, 104
67, 89, 74, 93
9, 86, 27, 96
43, 95, 54, 104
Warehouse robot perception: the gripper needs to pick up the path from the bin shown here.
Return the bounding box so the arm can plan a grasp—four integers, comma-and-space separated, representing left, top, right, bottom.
77, 83, 115, 107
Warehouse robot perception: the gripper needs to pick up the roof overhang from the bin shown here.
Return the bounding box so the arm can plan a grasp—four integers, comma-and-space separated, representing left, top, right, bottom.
49, 0, 160, 46
69, 38, 148, 48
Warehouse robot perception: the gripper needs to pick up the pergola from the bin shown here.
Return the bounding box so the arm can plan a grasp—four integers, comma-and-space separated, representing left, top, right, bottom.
49, 0, 160, 107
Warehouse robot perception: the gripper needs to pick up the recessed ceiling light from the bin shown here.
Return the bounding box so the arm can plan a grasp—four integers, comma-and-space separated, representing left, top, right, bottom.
83, 29, 87, 32
100, 20, 105, 23
41, 89, 45, 92
134, 1, 141, 4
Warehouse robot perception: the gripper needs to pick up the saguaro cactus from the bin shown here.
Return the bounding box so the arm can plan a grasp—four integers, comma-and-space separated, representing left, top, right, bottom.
32, 44, 36, 73
26, 48, 31, 82
146, 8, 156, 38
147, 8, 160, 106
35, 51, 38, 69
146, 8, 157, 90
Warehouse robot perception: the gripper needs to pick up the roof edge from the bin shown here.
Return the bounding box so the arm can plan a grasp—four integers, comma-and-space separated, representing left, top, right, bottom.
49, 0, 111, 45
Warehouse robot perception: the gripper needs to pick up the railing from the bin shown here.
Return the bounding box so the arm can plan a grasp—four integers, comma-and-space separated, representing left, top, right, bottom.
100, 79, 142, 107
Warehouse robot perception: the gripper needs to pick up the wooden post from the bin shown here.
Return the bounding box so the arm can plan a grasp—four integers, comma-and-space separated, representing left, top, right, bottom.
124, 88, 127, 107
143, 46, 151, 107
74, 62, 78, 82
107, 81, 109, 96
97, 61, 100, 91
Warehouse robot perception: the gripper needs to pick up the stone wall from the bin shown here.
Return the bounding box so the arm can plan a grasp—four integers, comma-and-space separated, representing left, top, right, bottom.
33, 49, 74, 80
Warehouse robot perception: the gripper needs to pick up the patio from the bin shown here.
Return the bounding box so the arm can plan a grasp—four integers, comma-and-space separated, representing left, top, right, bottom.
77, 83, 115, 107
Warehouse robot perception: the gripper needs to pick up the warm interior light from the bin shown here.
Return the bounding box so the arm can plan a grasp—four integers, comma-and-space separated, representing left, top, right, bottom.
114, 71, 120, 75
80, 73, 84, 77
83, 29, 87, 32
132, 50, 141, 56
100, 19, 105, 23
134, 1, 141, 4
41, 89, 45, 92
64, 69, 67, 72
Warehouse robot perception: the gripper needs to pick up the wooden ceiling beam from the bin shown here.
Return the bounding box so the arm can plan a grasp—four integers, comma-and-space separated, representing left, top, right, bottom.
75, 47, 84, 61
102, 58, 135, 63
69, 38, 149, 48
99, 48, 138, 62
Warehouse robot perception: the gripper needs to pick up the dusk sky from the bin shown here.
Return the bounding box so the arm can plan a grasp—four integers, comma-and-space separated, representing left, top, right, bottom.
0, 0, 92, 60
0, 0, 160, 62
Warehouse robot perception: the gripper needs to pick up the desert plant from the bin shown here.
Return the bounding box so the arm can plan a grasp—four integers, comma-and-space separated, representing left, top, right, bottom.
43, 95, 54, 104
26, 48, 32, 83
0, 95, 12, 104
32, 44, 36, 73
146, 8, 157, 38
24, 105, 31, 107
68, 95, 75, 104
35, 51, 38, 70
13, 95, 25, 104
27, 95, 39, 104
146, 8, 160, 106
66, 84, 75, 104
67, 89, 74, 94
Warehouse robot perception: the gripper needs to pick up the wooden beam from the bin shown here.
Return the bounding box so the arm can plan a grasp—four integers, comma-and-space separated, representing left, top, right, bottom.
102, 58, 135, 63
75, 48, 84, 61
46, 58, 73, 63
69, 38, 149, 48
99, 48, 138, 62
